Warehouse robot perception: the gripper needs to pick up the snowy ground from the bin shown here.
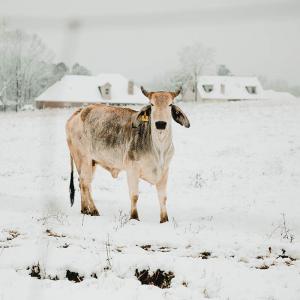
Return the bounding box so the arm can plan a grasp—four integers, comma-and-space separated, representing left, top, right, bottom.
0, 98, 300, 299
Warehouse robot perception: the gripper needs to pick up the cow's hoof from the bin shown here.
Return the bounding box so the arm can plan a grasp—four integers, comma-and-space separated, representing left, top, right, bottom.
130, 209, 139, 221
90, 209, 100, 216
81, 208, 100, 216
160, 215, 169, 223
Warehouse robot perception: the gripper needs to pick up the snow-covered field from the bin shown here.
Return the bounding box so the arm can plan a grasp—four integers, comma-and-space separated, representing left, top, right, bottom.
0, 99, 300, 299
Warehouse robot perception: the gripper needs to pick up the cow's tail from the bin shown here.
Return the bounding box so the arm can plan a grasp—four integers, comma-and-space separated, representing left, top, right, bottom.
69, 154, 75, 206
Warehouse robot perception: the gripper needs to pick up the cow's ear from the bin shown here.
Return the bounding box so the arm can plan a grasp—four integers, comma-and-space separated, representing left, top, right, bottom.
132, 105, 151, 127
171, 105, 190, 128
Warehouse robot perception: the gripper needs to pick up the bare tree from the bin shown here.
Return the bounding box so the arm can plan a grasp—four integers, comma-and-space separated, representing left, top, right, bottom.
217, 64, 231, 76
71, 63, 91, 76
0, 26, 54, 110
0, 23, 94, 111
150, 68, 191, 91
178, 43, 214, 101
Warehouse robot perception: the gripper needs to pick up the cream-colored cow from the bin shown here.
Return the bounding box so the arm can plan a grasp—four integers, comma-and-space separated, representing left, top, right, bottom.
66, 87, 190, 223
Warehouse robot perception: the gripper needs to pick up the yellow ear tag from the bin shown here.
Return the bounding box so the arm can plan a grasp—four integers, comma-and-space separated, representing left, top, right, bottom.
140, 112, 149, 122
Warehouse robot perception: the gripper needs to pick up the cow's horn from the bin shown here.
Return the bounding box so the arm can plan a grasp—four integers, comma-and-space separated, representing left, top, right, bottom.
141, 86, 149, 97
173, 86, 182, 97
172, 86, 182, 98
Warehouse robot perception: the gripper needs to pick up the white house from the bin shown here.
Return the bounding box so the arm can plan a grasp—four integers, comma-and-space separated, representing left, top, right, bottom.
182, 76, 266, 102
35, 73, 147, 109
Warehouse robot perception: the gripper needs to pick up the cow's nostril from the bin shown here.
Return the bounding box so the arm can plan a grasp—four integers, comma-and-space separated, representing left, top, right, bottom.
155, 121, 167, 130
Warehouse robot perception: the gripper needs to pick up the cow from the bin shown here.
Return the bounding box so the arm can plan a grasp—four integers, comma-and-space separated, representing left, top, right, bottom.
65, 87, 190, 223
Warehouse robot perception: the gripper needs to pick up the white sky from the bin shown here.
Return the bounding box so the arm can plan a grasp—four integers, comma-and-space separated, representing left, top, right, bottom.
1, 0, 300, 86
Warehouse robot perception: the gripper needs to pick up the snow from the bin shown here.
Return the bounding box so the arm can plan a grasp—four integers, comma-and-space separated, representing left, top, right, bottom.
1, 98, 300, 299
35, 74, 146, 105
197, 76, 265, 100
264, 89, 296, 101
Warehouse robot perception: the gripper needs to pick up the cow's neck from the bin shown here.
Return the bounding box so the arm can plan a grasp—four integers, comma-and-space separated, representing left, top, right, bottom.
151, 124, 173, 168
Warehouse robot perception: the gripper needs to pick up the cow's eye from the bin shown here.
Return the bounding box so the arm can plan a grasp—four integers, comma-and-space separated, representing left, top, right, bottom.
169, 104, 172, 107
151, 103, 154, 106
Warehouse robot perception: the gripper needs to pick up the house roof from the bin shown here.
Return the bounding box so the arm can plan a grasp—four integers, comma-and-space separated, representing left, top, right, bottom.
197, 76, 265, 100
263, 89, 296, 100
35, 74, 147, 105
36, 75, 101, 103
97, 73, 146, 104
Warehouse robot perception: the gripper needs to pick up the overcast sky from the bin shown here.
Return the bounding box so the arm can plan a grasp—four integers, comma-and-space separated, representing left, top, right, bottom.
1, 0, 300, 86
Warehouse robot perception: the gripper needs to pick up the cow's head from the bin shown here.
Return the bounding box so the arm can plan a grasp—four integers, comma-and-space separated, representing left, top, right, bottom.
134, 87, 190, 131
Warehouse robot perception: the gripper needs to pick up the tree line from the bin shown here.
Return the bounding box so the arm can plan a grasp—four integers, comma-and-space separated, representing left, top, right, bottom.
1, 24, 298, 110
0, 25, 91, 111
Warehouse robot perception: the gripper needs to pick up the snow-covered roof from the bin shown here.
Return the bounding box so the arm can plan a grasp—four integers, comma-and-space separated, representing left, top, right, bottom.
36, 75, 101, 103
263, 89, 296, 100
197, 76, 265, 100
96, 73, 146, 104
35, 74, 147, 105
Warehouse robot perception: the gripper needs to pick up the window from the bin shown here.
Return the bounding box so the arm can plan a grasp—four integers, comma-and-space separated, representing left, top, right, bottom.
245, 86, 257, 94
98, 83, 111, 100
202, 84, 214, 93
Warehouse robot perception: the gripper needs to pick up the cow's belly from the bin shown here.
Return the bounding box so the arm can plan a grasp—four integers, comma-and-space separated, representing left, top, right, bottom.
91, 146, 125, 177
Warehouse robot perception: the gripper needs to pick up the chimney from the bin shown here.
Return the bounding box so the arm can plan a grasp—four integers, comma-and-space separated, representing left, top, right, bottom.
128, 80, 134, 95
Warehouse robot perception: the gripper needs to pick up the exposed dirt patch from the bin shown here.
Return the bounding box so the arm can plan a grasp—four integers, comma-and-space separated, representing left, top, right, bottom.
140, 245, 173, 253
158, 246, 171, 253
90, 272, 98, 279
140, 245, 213, 258
140, 245, 152, 251
277, 249, 296, 261
7, 230, 20, 241
29, 264, 41, 279
65, 270, 84, 283
46, 229, 66, 238
256, 264, 270, 270
254, 249, 297, 269
182, 281, 188, 287
135, 269, 175, 289
27, 264, 95, 283
0, 230, 21, 243
199, 251, 211, 259
58, 243, 69, 248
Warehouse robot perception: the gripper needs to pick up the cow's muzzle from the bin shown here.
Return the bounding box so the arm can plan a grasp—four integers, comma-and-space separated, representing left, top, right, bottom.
155, 121, 167, 130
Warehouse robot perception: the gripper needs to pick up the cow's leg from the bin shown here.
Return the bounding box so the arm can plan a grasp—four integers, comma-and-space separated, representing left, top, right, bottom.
156, 168, 169, 223
79, 159, 99, 216
126, 169, 139, 220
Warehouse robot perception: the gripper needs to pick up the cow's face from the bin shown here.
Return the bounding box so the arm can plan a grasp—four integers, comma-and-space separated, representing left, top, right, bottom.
137, 87, 190, 133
